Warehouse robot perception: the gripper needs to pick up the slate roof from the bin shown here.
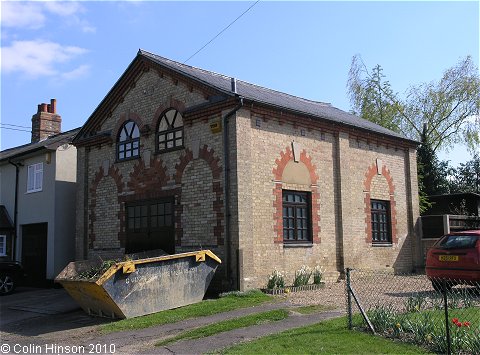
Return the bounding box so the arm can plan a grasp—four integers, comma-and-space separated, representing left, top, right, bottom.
0, 128, 80, 163
139, 50, 416, 144
0, 206, 13, 230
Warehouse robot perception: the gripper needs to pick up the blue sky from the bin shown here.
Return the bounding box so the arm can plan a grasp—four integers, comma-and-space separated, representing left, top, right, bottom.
1, 1, 479, 166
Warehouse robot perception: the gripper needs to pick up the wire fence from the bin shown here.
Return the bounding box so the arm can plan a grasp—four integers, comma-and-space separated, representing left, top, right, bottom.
345, 268, 480, 354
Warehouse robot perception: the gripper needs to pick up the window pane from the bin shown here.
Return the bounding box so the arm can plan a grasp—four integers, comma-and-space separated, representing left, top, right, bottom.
151, 217, 157, 228
131, 124, 140, 139
176, 139, 183, 147
165, 203, 172, 214
165, 214, 172, 226
173, 112, 183, 127
158, 216, 164, 227
158, 117, 168, 132
167, 141, 173, 149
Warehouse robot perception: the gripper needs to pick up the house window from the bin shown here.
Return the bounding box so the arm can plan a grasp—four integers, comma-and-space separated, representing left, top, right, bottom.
0, 235, 6, 256
27, 162, 43, 193
282, 190, 311, 243
157, 109, 184, 152
371, 200, 392, 244
117, 121, 140, 161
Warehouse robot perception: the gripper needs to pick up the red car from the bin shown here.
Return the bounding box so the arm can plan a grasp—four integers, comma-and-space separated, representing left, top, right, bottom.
426, 230, 480, 291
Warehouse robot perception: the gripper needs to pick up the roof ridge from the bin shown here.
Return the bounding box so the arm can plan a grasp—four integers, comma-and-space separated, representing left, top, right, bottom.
139, 49, 331, 106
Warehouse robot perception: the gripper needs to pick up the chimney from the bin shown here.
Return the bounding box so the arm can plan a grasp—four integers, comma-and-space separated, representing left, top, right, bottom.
31, 98, 61, 143
231, 77, 237, 94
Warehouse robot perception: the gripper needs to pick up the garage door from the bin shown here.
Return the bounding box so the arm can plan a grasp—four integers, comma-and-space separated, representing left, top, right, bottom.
126, 198, 175, 254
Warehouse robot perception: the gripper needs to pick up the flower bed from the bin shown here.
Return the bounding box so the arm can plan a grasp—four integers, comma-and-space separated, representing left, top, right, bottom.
262, 282, 325, 295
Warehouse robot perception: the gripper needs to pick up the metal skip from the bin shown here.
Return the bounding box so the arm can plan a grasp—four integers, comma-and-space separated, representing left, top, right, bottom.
55, 250, 221, 319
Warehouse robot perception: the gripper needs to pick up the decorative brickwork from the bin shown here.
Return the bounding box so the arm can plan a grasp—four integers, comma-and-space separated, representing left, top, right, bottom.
272, 147, 320, 244
363, 163, 397, 244
88, 165, 124, 248
112, 111, 146, 141
151, 99, 186, 130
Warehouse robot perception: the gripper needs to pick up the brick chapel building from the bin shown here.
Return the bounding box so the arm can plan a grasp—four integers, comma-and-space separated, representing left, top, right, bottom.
73, 50, 421, 290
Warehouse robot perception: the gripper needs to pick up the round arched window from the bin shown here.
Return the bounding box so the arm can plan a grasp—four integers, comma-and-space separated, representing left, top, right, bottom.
117, 120, 140, 160
157, 109, 184, 152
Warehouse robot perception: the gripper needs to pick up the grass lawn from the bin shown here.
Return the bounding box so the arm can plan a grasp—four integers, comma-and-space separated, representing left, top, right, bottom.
156, 309, 289, 346
100, 290, 273, 333
218, 317, 432, 355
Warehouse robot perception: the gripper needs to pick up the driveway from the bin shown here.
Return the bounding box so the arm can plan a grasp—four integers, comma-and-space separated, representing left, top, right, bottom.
0, 287, 108, 352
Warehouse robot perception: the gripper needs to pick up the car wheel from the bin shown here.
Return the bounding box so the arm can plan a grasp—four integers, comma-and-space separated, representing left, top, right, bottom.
432, 280, 452, 293
0, 273, 15, 295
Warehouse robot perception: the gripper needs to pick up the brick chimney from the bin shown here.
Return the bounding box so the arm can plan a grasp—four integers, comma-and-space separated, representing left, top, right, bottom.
31, 99, 61, 143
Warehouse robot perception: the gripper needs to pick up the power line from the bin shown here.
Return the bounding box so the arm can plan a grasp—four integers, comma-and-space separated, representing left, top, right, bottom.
0, 123, 31, 129
184, 0, 261, 64
0, 126, 31, 133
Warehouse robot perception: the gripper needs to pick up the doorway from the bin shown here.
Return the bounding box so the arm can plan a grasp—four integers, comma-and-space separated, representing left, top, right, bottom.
21, 223, 48, 286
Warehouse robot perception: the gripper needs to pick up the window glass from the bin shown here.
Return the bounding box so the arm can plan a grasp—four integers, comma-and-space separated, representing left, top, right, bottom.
0, 235, 6, 256
27, 163, 43, 193
282, 190, 311, 243
438, 235, 478, 249
117, 121, 140, 161
157, 109, 184, 152
371, 200, 391, 243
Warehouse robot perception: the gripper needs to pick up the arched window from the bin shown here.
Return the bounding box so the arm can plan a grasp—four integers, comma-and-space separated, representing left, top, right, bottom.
157, 109, 184, 152
117, 120, 140, 160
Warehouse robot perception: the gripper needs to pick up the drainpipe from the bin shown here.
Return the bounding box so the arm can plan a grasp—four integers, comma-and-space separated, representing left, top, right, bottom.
222, 92, 244, 290
8, 160, 22, 261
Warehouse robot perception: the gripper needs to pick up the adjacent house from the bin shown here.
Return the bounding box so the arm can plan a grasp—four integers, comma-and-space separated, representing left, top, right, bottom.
0, 100, 79, 286
73, 50, 421, 290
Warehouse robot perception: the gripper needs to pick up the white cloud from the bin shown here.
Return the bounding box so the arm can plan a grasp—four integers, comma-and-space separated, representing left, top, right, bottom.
43, 2, 84, 17
1, 1, 96, 33
2, 40, 88, 79
60, 64, 90, 80
1, 2, 45, 29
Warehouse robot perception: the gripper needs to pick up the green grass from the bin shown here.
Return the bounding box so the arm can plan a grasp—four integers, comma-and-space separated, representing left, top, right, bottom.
100, 290, 273, 333
294, 305, 336, 315
218, 316, 432, 355
156, 309, 289, 346
403, 306, 479, 323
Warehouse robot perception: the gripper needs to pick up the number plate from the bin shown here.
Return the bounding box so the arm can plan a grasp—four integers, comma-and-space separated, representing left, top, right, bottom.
439, 255, 459, 262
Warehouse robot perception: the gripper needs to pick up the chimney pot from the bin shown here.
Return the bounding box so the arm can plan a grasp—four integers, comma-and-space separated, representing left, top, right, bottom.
50, 98, 57, 113
231, 77, 237, 94
41, 103, 48, 112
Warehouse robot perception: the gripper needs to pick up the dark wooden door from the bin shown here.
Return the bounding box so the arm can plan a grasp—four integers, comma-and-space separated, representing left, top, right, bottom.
126, 198, 175, 254
21, 223, 48, 286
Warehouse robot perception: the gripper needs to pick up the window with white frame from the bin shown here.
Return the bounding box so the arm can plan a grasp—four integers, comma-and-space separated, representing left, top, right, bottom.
27, 162, 43, 193
0, 235, 6, 256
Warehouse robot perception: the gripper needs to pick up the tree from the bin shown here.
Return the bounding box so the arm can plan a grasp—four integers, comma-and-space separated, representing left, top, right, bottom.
449, 155, 480, 194
347, 55, 480, 153
416, 125, 452, 213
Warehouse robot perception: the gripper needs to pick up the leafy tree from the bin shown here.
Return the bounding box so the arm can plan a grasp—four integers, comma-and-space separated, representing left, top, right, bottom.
347, 55, 480, 153
416, 125, 451, 213
448, 155, 480, 194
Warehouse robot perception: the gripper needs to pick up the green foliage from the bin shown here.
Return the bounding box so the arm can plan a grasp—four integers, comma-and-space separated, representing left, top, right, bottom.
293, 265, 312, 287
156, 309, 289, 346
449, 154, 480, 194
313, 266, 324, 285
76, 260, 118, 281
348, 55, 480, 153
101, 289, 272, 333
266, 269, 285, 289
220, 316, 430, 354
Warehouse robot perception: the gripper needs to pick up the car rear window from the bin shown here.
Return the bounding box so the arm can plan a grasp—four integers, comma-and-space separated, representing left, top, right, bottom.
438, 234, 479, 249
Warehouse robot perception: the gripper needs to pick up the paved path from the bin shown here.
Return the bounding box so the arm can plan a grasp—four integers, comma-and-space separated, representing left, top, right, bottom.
87, 302, 343, 354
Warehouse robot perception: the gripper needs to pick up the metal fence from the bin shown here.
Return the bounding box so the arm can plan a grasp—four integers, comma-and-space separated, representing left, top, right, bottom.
345, 268, 480, 355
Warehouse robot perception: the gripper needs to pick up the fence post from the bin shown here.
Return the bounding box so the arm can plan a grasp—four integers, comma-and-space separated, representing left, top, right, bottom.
442, 279, 451, 355
346, 268, 352, 330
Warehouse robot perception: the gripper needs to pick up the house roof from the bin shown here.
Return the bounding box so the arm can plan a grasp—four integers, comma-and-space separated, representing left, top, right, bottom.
0, 206, 13, 230
0, 128, 80, 163
76, 49, 417, 145
139, 50, 416, 144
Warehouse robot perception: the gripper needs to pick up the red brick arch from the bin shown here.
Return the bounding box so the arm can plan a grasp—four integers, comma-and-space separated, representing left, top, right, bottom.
272, 146, 320, 244
151, 99, 186, 131
112, 112, 146, 142
88, 165, 124, 248
174, 146, 223, 245
364, 163, 398, 244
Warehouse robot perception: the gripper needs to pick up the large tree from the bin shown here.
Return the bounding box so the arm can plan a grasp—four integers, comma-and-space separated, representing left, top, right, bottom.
347, 55, 480, 153
449, 155, 480, 194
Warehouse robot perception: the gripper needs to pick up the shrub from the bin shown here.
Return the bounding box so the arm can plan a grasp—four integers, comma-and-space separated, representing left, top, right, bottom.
266, 270, 285, 289
313, 266, 324, 284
